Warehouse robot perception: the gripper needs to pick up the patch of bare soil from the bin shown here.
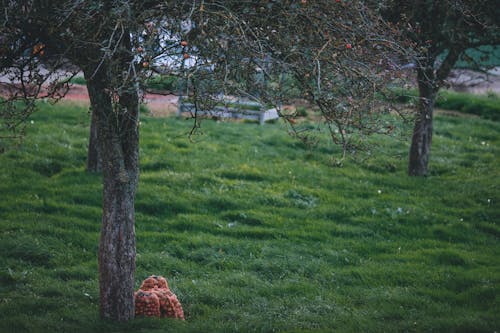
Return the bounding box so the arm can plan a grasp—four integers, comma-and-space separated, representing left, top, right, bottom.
143, 93, 179, 116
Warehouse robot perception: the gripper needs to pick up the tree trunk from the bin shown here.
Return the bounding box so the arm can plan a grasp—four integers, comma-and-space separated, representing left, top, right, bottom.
85, 66, 140, 321
85, 70, 104, 173
408, 67, 436, 176
86, 100, 102, 173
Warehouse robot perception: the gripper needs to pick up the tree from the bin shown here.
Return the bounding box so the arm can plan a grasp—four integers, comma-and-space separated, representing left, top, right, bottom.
1, 0, 405, 321
1, 0, 146, 320
86, 105, 102, 173
382, 0, 500, 176
165, 1, 406, 159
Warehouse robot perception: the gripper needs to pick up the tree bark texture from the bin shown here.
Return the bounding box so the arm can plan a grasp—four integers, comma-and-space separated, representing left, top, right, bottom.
85, 67, 140, 321
85, 90, 102, 173
408, 49, 459, 176
408, 67, 436, 176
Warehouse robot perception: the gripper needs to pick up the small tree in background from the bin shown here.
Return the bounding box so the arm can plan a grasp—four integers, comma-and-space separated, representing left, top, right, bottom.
382, 0, 500, 176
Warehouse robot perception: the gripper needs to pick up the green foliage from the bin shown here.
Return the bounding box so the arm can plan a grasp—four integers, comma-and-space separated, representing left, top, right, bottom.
436, 91, 500, 121
388, 88, 500, 121
0, 103, 499, 332
295, 106, 309, 117
385, 87, 419, 104
145, 75, 178, 92
139, 104, 150, 115
455, 45, 500, 69
70, 77, 87, 85
71, 74, 180, 92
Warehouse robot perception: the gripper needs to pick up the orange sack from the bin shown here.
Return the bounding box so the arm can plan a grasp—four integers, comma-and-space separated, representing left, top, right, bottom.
135, 275, 184, 320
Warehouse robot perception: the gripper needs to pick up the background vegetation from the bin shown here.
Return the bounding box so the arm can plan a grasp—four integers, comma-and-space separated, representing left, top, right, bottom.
390, 89, 500, 121
0, 101, 499, 332
72, 75, 500, 122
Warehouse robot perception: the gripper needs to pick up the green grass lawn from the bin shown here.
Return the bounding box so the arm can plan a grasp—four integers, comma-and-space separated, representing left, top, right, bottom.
0, 101, 499, 332
386, 88, 500, 121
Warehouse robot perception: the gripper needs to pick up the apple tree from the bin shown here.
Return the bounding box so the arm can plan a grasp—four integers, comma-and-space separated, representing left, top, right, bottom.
1, 0, 407, 321
382, 0, 500, 176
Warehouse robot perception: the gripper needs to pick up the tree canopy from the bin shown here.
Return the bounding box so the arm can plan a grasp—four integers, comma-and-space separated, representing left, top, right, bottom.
1, 0, 408, 320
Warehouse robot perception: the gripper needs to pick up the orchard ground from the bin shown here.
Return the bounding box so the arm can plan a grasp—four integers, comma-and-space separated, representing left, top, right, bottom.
0, 94, 498, 332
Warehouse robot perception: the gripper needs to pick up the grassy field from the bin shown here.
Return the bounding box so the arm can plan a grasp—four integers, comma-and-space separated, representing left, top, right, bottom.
387, 89, 500, 121
0, 101, 499, 332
